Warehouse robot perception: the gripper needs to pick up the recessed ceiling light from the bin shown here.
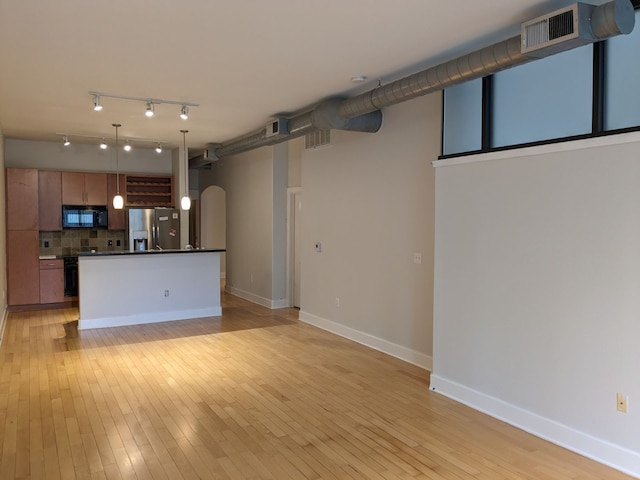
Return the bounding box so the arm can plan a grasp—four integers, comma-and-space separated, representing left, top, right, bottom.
350, 75, 367, 83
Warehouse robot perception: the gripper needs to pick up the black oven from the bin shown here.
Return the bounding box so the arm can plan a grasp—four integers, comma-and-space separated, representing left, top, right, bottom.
63, 256, 78, 297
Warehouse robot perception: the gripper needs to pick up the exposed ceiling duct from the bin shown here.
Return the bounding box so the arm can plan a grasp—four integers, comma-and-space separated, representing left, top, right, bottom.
198, 0, 634, 164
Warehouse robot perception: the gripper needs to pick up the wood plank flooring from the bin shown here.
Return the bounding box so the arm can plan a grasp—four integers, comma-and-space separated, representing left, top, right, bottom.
0, 292, 634, 479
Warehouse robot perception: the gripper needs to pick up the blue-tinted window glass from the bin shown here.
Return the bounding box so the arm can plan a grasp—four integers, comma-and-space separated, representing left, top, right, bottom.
604, 9, 640, 130
492, 45, 592, 147
443, 78, 482, 155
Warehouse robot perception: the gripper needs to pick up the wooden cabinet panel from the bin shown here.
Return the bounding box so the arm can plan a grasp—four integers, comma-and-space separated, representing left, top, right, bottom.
38, 171, 62, 231
7, 230, 40, 306
39, 262, 64, 304
85, 173, 107, 205
6, 168, 38, 230
107, 174, 126, 230
62, 172, 107, 205
62, 172, 86, 204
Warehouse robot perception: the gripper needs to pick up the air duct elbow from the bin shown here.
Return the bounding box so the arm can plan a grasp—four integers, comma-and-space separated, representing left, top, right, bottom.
310, 98, 382, 133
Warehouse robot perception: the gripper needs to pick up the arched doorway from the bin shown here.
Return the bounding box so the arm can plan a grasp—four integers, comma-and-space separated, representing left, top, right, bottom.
200, 185, 226, 279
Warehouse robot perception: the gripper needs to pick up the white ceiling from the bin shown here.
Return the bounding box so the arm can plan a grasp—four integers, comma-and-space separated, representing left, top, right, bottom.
0, 0, 586, 152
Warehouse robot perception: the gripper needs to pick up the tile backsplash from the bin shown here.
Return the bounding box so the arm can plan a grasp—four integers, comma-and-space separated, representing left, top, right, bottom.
40, 230, 126, 256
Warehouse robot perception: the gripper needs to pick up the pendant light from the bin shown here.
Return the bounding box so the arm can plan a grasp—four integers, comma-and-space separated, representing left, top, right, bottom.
112, 123, 124, 210
180, 129, 191, 211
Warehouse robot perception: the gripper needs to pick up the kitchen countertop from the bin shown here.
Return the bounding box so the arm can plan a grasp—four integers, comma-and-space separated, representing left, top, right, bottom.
77, 248, 226, 257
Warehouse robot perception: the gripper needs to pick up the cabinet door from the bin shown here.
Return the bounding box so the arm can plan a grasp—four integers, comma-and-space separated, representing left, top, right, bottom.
85, 173, 107, 205
6, 168, 39, 230
107, 174, 126, 230
38, 171, 62, 231
7, 230, 40, 306
62, 172, 86, 204
40, 268, 64, 304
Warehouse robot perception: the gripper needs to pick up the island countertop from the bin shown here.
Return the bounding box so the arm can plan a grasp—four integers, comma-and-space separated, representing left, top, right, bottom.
77, 248, 226, 257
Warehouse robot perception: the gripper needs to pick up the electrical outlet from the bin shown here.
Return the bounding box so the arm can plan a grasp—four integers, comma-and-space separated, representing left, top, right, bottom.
413, 252, 422, 264
164, 290, 170, 297
335, 297, 340, 307
617, 393, 629, 413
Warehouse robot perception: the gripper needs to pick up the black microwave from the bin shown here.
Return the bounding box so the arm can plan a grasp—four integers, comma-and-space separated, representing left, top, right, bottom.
62, 205, 108, 229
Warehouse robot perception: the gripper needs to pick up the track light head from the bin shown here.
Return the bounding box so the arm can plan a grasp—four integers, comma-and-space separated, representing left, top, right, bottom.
93, 94, 103, 111
155, 144, 162, 154
100, 138, 108, 149
124, 141, 132, 152
180, 105, 189, 120
63, 135, 70, 146
145, 101, 154, 117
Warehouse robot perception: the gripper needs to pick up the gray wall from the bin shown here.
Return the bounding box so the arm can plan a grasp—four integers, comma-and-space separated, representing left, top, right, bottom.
298, 95, 438, 368
432, 135, 640, 475
5, 138, 173, 174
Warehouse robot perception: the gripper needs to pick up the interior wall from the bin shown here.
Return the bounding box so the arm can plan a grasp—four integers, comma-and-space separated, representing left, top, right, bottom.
298, 95, 439, 369
431, 135, 640, 476
200, 185, 226, 275
214, 147, 275, 306
0, 126, 7, 337
5, 138, 173, 174
288, 137, 303, 188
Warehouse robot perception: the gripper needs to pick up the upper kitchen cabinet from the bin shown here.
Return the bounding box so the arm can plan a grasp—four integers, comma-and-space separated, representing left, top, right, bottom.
38, 170, 62, 231
107, 173, 126, 230
62, 172, 107, 205
6, 168, 39, 230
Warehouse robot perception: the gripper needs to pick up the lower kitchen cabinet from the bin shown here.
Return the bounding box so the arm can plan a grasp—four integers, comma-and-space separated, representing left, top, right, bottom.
39, 259, 64, 304
7, 230, 40, 306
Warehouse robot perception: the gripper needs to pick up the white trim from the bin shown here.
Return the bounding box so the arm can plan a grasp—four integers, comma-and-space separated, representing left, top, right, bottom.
0, 306, 8, 346
430, 375, 640, 479
226, 285, 288, 310
286, 187, 302, 308
299, 310, 432, 371
433, 131, 640, 169
78, 307, 222, 330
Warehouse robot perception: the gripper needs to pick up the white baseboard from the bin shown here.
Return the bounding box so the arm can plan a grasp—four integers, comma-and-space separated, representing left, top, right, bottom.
226, 286, 288, 310
78, 307, 222, 330
430, 375, 640, 479
0, 305, 7, 346
299, 310, 432, 371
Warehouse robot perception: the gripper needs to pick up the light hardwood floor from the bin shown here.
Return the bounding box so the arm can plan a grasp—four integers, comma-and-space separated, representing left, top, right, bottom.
0, 292, 634, 480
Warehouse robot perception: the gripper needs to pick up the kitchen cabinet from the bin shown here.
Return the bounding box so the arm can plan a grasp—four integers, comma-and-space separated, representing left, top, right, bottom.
62, 172, 107, 205
7, 168, 39, 230
39, 259, 64, 304
7, 230, 40, 306
125, 174, 173, 207
107, 174, 126, 230
38, 170, 62, 231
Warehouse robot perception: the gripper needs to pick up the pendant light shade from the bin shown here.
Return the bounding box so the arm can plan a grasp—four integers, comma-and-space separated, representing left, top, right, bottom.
180, 129, 191, 211
113, 194, 124, 209
112, 123, 124, 210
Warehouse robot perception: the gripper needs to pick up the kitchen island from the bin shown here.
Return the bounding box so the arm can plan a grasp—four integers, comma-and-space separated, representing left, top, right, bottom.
78, 249, 225, 330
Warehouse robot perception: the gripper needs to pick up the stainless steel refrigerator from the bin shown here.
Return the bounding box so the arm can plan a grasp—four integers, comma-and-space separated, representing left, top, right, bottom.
127, 208, 181, 251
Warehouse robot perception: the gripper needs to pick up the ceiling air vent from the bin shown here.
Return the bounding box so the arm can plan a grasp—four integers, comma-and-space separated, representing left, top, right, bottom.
305, 130, 331, 150
521, 3, 595, 57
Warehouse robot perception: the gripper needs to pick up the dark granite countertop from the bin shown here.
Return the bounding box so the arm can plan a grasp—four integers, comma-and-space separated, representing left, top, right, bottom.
77, 248, 225, 258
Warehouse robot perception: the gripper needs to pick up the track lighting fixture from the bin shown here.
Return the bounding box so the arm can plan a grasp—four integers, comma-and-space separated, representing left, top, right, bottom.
124, 141, 132, 152
180, 130, 191, 211
63, 135, 70, 146
180, 105, 189, 120
88, 91, 198, 119
112, 124, 124, 210
100, 138, 108, 149
145, 101, 155, 118
56, 132, 165, 151
155, 144, 162, 154
93, 94, 103, 111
